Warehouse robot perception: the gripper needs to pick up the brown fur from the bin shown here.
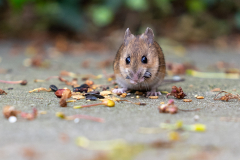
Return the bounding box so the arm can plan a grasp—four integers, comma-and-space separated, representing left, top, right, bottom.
113, 28, 166, 91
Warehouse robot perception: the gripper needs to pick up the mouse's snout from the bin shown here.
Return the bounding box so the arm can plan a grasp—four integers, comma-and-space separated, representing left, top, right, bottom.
127, 69, 145, 84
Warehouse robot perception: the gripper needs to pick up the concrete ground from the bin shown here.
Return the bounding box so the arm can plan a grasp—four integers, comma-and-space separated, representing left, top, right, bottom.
0, 41, 240, 160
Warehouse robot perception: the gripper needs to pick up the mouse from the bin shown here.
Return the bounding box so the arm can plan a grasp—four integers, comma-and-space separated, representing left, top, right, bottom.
112, 27, 166, 96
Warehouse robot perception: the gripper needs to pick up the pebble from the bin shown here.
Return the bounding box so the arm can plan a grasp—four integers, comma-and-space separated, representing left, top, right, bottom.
173, 76, 181, 81
74, 118, 80, 123
194, 115, 199, 121
8, 116, 17, 123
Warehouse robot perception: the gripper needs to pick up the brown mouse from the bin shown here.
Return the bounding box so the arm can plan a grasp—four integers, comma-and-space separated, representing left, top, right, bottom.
113, 27, 166, 96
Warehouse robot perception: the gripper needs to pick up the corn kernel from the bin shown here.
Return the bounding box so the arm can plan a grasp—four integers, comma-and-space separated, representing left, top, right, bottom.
169, 132, 180, 141
192, 124, 206, 132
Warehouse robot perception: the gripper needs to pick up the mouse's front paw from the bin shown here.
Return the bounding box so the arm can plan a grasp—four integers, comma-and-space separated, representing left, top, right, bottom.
112, 88, 127, 94
146, 91, 162, 97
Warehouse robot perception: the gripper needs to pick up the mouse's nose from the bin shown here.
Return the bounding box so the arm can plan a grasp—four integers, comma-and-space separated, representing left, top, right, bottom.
131, 73, 139, 81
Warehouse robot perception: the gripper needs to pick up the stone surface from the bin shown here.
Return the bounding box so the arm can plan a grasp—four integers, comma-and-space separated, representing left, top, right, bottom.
0, 41, 240, 160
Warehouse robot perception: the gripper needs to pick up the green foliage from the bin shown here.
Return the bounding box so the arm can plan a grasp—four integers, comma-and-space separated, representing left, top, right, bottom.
235, 11, 240, 29
2, 0, 240, 42
187, 0, 206, 13
125, 0, 149, 11
9, 0, 30, 10
89, 5, 113, 27
154, 0, 173, 15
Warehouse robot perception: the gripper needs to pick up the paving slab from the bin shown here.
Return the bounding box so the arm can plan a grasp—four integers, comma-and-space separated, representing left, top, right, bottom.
0, 41, 240, 160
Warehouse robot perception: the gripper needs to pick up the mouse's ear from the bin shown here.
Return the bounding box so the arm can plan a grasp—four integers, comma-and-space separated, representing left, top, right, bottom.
124, 28, 134, 46
141, 27, 154, 45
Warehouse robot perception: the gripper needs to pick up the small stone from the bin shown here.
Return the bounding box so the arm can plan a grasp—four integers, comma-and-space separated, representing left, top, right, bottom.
136, 95, 140, 99
74, 118, 80, 123
30, 104, 36, 107
194, 115, 199, 121
8, 116, 17, 123
172, 76, 181, 81
194, 95, 198, 97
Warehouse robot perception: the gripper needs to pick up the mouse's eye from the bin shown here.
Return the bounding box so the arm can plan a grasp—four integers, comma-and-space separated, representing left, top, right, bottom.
141, 56, 147, 64
126, 56, 130, 64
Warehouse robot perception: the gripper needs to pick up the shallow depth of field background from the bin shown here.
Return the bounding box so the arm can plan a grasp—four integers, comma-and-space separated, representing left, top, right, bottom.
1, 0, 240, 50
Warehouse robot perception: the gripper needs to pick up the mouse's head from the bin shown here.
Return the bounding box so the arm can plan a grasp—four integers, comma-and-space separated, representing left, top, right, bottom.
119, 27, 160, 85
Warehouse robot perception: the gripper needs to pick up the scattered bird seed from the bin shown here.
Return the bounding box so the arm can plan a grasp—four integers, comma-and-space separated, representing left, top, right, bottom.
196, 96, 204, 99
183, 99, 192, 102
49, 85, 58, 92
86, 95, 98, 101
166, 86, 186, 99
73, 84, 89, 93
149, 96, 158, 99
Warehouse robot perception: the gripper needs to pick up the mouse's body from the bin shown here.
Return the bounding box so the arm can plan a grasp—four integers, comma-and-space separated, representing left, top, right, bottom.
113, 27, 166, 96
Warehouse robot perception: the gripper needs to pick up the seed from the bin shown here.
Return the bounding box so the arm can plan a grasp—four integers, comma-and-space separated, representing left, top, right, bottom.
49, 85, 58, 92
183, 99, 192, 102
135, 91, 143, 95
100, 91, 112, 96
120, 93, 127, 98
192, 124, 206, 132
73, 84, 89, 93
196, 96, 204, 99
20, 80, 28, 85
149, 96, 158, 99
55, 89, 72, 98
169, 131, 180, 141
136, 95, 140, 98
85, 80, 94, 86
160, 102, 165, 104
39, 111, 47, 114
211, 88, 221, 92
66, 100, 76, 103
194, 95, 198, 97
56, 112, 65, 119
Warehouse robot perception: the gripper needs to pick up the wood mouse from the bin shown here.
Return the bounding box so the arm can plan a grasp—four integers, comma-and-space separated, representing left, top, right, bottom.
113, 27, 166, 96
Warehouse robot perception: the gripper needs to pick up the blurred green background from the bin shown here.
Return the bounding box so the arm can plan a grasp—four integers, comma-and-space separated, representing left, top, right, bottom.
1, 0, 240, 45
